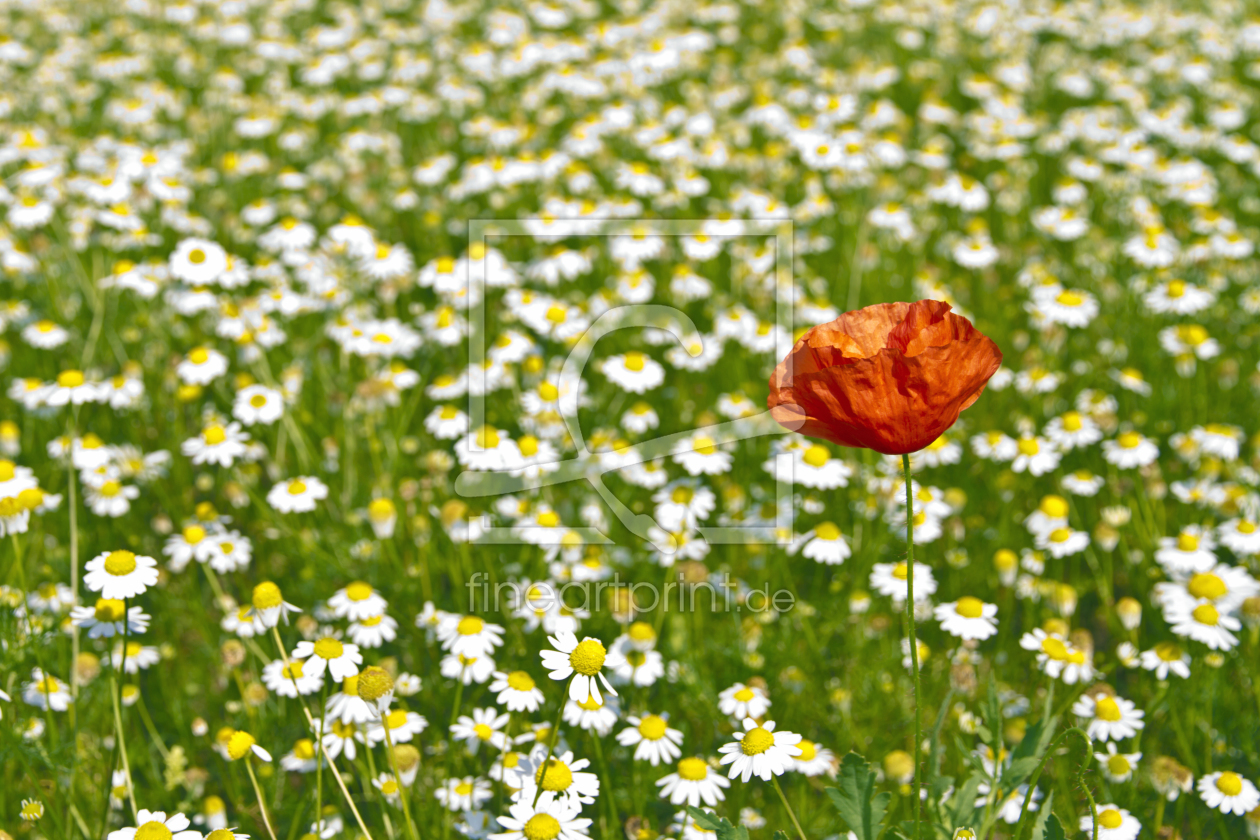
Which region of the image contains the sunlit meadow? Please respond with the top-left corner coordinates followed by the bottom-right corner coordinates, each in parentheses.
top-left (2, 1), bottom-right (1260, 839)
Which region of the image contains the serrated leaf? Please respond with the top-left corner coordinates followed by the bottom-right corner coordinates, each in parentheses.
top-left (826, 753), bottom-right (891, 840)
top-left (945, 772), bottom-right (984, 829)
top-left (1031, 791), bottom-right (1055, 840)
top-left (685, 807), bottom-right (749, 840)
top-left (686, 807), bottom-right (723, 832)
top-left (1042, 813), bottom-right (1067, 840)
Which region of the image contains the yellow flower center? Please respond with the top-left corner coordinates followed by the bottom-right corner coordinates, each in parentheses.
top-left (545, 305), bottom-right (568, 324)
top-left (1193, 604), bottom-right (1220, 626)
top-left (184, 525), bottom-right (206, 544)
top-left (623, 351), bottom-right (646, 372)
top-left (1094, 697), bottom-right (1121, 722)
top-left (386, 709), bottom-right (409, 730)
top-left (1117, 431), bottom-right (1142, 449)
top-left (523, 813), bottom-right (562, 840)
top-left (189, 347), bottom-right (210, 364)
top-left (507, 671), bottom-right (535, 691)
top-left (202, 424), bottom-right (227, 445)
top-left (1049, 528), bottom-right (1072, 544)
top-left (346, 581), bottom-right (373, 601)
top-left (1056, 290), bottom-right (1084, 306)
top-left (802, 445), bottom-right (830, 467)
top-left (283, 661), bottom-right (305, 679)
top-left (1017, 438), bottom-right (1040, 456)
top-left (1187, 573), bottom-right (1227, 601)
top-left (457, 616), bottom-right (485, 635)
top-left (638, 715), bottom-right (668, 740)
top-left (476, 426), bottom-right (500, 449)
top-left (104, 550), bottom-right (137, 576)
top-left (815, 522), bottom-right (841, 541)
top-left (691, 436), bottom-right (717, 456)
top-left (892, 563), bottom-right (909, 581)
top-left (188, 249), bottom-right (207, 265)
top-left (227, 730), bottom-right (256, 761)
top-left (1041, 637), bottom-right (1070, 661)
top-left (677, 757), bottom-right (709, 780)
top-left (95, 599), bottom-right (126, 622)
top-left (538, 382), bottom-right (560, 401)
top-left (135, 821), bottom-right (173, 840)
top-left (1040, 495), bottom-right (1069, 518)
top-left (520, 436), bottom-right (540, 458)
top-left (58, 370), bottom-right (85, 388)
top-left (99, 480), bottom-right (121, 498)
top-left (1166, 279), bottom-right (1186, 298)
top-left (249, 394), bottom-right (268, 408)
top-left (1217, 772), bottom-right (1243, 796)
top-left (252, 581), bottom-right (283, 609)
top-left (536, 758), bottom-right (573, 791)
top-left (0, 461), bottom-right (13, 481)
top-left (797, 739), bottom-right (817, 761)
top-left (294, 739), bottom-right (316, 760)
top-left (734, 687), bottom-right (755, 702)
top-left (1097, 810), bottom-right (1123, 830)
top-left (474, 723), bottom-right (494, 740)
top-left (569, 639), bottom-right (606, 676)
top-left (1154, 641), bottom-right (1182, 662)
top-left (1107, 754), bottom-right (1131, 775)
top-left (741, 727), bottom-right (775, 755)
top-left (955, 597), bottom-right (984, 619)
top-left (313, 638), bottom-right (344, 660)
top-left (1177, 533), bottom-right (1199, 552)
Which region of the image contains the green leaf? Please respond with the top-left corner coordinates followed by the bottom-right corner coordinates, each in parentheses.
top-left (945, 772), bottom-right (984, 829)
top-left (773, 831), bottom-right (790, 840)
top-left (1004, 756), bottom-right (1044, 787)
top-left (825, 753), bottom-right (891, 840)
top-left (685, 807), bottom-right (750, 840)
top-left (1030, 791), bottom-right (1055, 840)
top-left (1041, 813), bottom-right (1067, 840)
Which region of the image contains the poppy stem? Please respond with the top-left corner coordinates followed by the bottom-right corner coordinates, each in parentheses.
top-left (902, 453), bottom-right (921, 840)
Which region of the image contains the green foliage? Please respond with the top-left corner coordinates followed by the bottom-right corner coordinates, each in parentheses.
top-left (687, 806), bottom-right (751, 840)
top-left (826, 753), bottom-right (892, 840)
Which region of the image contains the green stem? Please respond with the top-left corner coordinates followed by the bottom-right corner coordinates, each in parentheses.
top-left (532, 676), bottom-right (574, 807)
top-left (772, 775), bottom-right (809, 840)
top-left (245, 757), bottom-right (279, 840)
top-left (901, 453), bottom-right (921, 840)
top-left (1012, 727), bottom-right (1096, 840)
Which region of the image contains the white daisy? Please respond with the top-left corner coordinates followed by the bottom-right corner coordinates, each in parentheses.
top-left (656, 757), bottom-right (731, 807)
top-left (1197, 771), bottom-right (1260, 815)
top-left (616, 713), bottom-right (684, 766)
top-left (934, 597), bottom-right (998, 641)
top-left (539, 632), bottom-right (617, 704)
top-left (84, 550), bottom-right (158, 600)
top-left (266, 476), bottom-right (329, 513)
top-left (718, 718), bottom-right (802, 782)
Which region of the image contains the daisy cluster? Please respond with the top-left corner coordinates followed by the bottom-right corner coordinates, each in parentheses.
top-left (2, 0), bottom-right (1260, 838)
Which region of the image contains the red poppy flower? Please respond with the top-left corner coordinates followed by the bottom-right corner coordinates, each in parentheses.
top-left (768, 300), bottom-right (1002, 455)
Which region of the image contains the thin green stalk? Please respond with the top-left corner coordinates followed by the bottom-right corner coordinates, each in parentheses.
top-left (901, 453), bottom-right (922, 840)
top-left (532, 676), bottom-right (574, 807)
top-left (244, 757), bottom-right (279, 840)
top-left (381, 719), bottom-right (420, 840)
top-left (772, 775), bottom-right (808, 840)
top-left (1012, 727), bottom-right (1096, 840)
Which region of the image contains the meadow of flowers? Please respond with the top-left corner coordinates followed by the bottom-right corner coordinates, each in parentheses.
top-left (4, 0), bottom-right (1260, 839)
